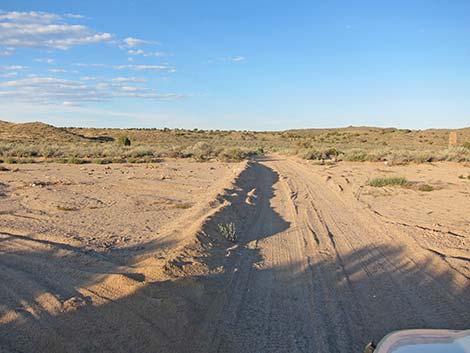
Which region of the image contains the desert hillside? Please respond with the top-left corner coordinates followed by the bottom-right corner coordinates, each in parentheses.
top-left (1, 120), bottom-right (469, 164)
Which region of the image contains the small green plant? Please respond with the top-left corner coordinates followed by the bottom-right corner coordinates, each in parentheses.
top-left (217, 222), bottom-right (237, 242)
top-left (368, 176), bottom-right (410, 187)
top-left (117, 135), bottom-right (131, 146)
top-left (458, 174), bottom-right (470, 180)
top-left (92, 158), bottom-right (112, 164)
top-left (67, 157), bottom-right (87, 164)
top-left (5, 157), bottom-right (17, 164)
top-left (417, 184), bottom-right (434, 192)
top-left (174, 202), bottom-right (193, 209)
top-left (52, 158), bottom-right (68, 164)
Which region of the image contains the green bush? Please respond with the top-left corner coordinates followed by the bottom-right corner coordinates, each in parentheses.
top-left (217, 148), bottom-right (246, 162)
top-left (368, 176), bottom-right (410, 187)
top-left (217, 222), bottom-right (237, 242)
top-left (342, 149), bottom-right (368, 162)
top-left (67, 157), bottom-right (87, 164)
top-left (417, 184), bottom-right (434, 192)
top-left (117, 135), bottom-right (131, 146)
top-left (191, 142), bottom-right (213, 161)
top-left (92, 158), bottom-right (112, 164)
top-left (5, 157), bottom-right (17, 164)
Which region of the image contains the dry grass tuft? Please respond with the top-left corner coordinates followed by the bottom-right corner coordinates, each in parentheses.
top-left (368, 176), bottom-right (410, 187)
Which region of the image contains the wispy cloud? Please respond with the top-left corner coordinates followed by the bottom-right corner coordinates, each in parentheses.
top-left (0, 10), bottom-right (113, 50)
top-left (122, 37), bottom-right (158, 48)
top-left (0, 76), bottom-right (183, 105)
top-left (232, 56), bottom-right (246, 62)
top-left (2, 65), bottom-right (28, 70)
top-left (80, 76), bottom-right (97, 81)
top-left (74, 63), bottom-right (108, 68)
top-left (48, 68), bottom-right (68, 73)
top-left (128, 49), bottom-right (167, 57)
top-left (35, 57), bottom-right (55, 64)
top-left (72, 63), bottom-right (175, 73)
top-left (0, 72), bottom-right (17, 78)
top-left (111, 77), bottom-right (146, 83)
top-left (113, 64), bottom-right (176, 72)
top-left (64, 13), bottom-right (89, 20)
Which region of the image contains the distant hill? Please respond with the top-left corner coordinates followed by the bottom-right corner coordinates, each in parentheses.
top-left (0, 121), bottom-right (86, 142)
top-left (0, 120), bottom-right (469, 157)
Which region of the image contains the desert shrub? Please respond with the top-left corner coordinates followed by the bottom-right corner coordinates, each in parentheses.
top-left (52, 158), bottom-right (68, 164)
top-left (368, 176), bottom-right (410, 187)
top-left (300, 149), bottom-right (322, 160)
top-left (417, 184), bottom-right (434, 192)
top-left (217, 222), bottom-right (237, 242)
top-left (12, 145), bottom-right (39, 157)
top-left (254, 147), bottom-right (265, 156)
top-left (324, 147), bottom-right (341, 159)
top-left (67, 157), bottom-right (87, 164)
top-left (463, 142), bottom-right (470, 149)
top-left (126, 157), bottom-right (138, 163)
top-left (217, 148), bottom-right (246, 162)
top-left (117, 135), bottom-right (131, 146)
top-left (5, 157), bottom-right (17, 164)
top-left (191, 142), bottom-right (213, 161)
top-left (174, 202), bottom-right (193, 209)
top-left (125, 146), bottom-right (155, 158)
top-left (92, 158), bottom-right (112, 164)
top-left (13, 158), bottom-right (35, 164)
top-left (43, 146), bottom-right (62, 158)
top-left (442, 147), bottom-right (470, 162)
top-left (165, 149), bottom-right (184, 158)
top-left (342, 149), bottom-right (368, 162)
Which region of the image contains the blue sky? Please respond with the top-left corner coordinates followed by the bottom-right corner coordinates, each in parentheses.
top-left (0, 1), bottom-right (469, 130)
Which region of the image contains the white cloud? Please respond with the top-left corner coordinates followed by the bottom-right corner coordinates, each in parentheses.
top-left (35, 58), bottom-right (55, 64)
top-left (48, 68), bottom-right (68, 73)
top-left (80, 76), bottom-right (97, 81)
top-left (0, 76), bottom-right (108, 104)
top-left (74, 63), bottom-right (108, 68)
top-left (128, 49), bottom-right (144, 55)
top-left (62, 100), bottom-right (81, 106)
top-left (119, 86), bottom-right (140, 92)
top-left (113, 64), bottom-right (175, 72)
top-left (0, 72), bottom-right (17, 78)
top-left (111, 77), bottom-right (146, 83)
top-left (232, 56), bottom-right (246, 62)
top-left (0, 10), bottom-right (113, 50)
top-left (0, 11), bottom-right (60, 24)
top-left (0, 49), bottom-right (12, 56)
top-left (122, 37), bottom-right (157, 48)
top-left (0, 75), bottom-right (183, 105)
top-left (72, 63), bottom-right (175, 73)
top-left (64, 13), bottom-right (89, 20)
top-left (2, 65), bottom-right (28, 70)
top-left (128, 49), bottom-right (166, 57)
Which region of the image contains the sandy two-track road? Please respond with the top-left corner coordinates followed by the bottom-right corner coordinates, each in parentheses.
top-left (1, 157), bottom-right (469, 353)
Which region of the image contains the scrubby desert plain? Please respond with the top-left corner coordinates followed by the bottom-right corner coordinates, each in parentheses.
top-left (1, 120), bottom-right (470, 353)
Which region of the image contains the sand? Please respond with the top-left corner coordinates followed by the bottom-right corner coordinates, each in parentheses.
top-left (0, 157), bottom-right (469, 353)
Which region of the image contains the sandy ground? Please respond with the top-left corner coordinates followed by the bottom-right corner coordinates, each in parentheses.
top-left (0, 157), bottom-right (469, 353)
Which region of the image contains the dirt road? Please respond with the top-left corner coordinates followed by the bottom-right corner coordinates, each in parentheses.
top-left (190, 157), bottom-right (470, 353)
top-left (1, 157), bottom-right (469, 353)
